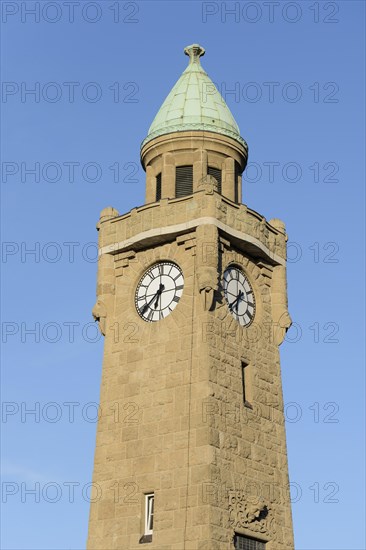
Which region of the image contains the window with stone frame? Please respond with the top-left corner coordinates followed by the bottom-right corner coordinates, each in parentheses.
top-left (139, 493), bottom-right (154, 544)
top-left (234, 161), bottom-right (241, 203)
top-left (207, 166), bottom-right (222, 193)
top-left (241, 361), bottom-right (252, 408)
top-left (156, 173), bottom-right (162, 201)
top-left (234, 533), bottom-right (266, 550)
top-left (145, 493), bottom-right (154, 535)
top-left (175, 165), bottom-right (193, 197)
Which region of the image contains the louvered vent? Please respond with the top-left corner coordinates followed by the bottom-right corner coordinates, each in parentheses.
top-left (207, 166), bottom-right (222, 194)
top-left (175, 165), bottom-right (193, 198)
top-left (156, 173), bottom-right (162, 201)
top-left (234, 534), bottom-right (266, 550)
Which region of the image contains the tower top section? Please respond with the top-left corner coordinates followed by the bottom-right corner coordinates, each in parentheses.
top-left (141, 44), bottom-right (247, 149)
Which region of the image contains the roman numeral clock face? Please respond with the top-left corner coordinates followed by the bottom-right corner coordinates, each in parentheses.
top-left (223, 266), bottom-right (256, 326)
top-left (135, 262), bottom-right (184, 322)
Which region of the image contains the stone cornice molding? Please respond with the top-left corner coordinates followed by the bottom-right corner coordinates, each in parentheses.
top-left (99, 216), bottom-right (286, 267)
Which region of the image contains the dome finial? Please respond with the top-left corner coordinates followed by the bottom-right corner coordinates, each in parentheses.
top-left (184, 43), bottom-right (205, 65)
top-left (141, 42), bottom-right (247, 150)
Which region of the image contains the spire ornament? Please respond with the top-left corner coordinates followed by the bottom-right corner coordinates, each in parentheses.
top-left (141, 43), bottom-right (247, 150)
top-left (184, 43), bottom-right (205, 65)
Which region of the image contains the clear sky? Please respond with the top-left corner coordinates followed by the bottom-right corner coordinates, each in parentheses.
top-left (1, 1), bottom-right (365, 549)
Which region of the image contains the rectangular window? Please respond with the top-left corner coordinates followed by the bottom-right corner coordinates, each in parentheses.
top-left (207, 166), bottom-right (222, 193)
top-left (241, 362), bottom-right (252, 407)
top-left (234, 533), bottom-right (266, 550)
top-left (156, 173), bottom-right (162, 201)
top-left (145, 493), bottom-right (154, 535)
top-left (175, 165), bottom-right (193, 197)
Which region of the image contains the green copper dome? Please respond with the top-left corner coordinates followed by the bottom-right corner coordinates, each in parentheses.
top-left (141, 44), bottom-right (247, 149)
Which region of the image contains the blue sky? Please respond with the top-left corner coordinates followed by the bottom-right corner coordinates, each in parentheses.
top-left (1, 1), bottom-right (365, 548)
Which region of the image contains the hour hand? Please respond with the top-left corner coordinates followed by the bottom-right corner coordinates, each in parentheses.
top-left (141, 284), bottom-right (165, 314)
top-left (154, 283), bottom-right (165, 309)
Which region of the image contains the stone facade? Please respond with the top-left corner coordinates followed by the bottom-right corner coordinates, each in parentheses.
top-left (87, 185), bottom-right (294, 549)
top-left (87, 43), bottom-right (294, 550)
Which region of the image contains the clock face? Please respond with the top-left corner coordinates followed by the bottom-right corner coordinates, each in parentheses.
top-left (222, 266), bottom-right (255, 326)
top-left (135, 262), bottom-right (184, 322)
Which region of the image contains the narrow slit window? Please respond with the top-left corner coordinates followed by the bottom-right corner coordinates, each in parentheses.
top-left (145, 493), bottom-right (154, 535)
top-left (156, 173), bottom-right (162, 201)
top-left (175, 165), bottom-right (193, 197)
top-left (241, 361), bottom-right (251, 407)
top-left (207, 166), bottom-right (222, 193)
top-left (234, 162), bottom-right (241, 203)
top-left (234, 533), bottom-right (266, 550)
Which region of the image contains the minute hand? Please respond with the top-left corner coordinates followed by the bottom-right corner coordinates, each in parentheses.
top-left (229, 290), bottom-right (244, 312)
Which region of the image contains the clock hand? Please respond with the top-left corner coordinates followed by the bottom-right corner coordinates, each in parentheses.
top-left (154, 283), bottom-right (165, 309)
top-left (229, 296), bottom-right (238, 311)
top-left (142, 284), bottom-right (165, 314)
top-left (235, 290), bottom-right (243, 312)
top-left (229, 290), bottom-right (244, 312)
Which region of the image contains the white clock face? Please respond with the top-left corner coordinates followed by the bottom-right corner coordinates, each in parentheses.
top-left (222, 266), bottom-right (255, 326)
top-left (135, 262), bottom-right (184, 322)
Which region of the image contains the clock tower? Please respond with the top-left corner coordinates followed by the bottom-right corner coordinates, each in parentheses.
top-left (87, 44), bottom-right (294, 550)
